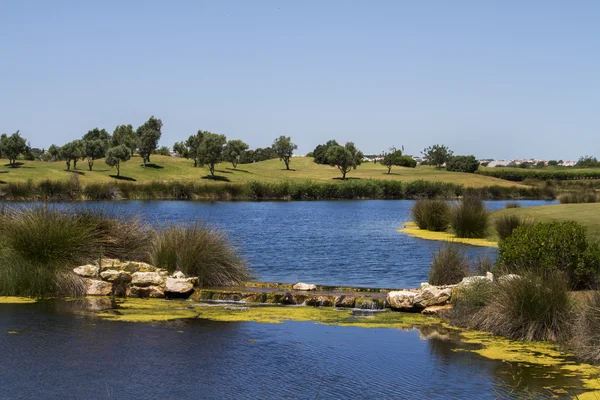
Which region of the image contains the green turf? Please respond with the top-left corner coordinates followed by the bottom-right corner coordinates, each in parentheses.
top-left (0, 155), bottom-right (524, 188)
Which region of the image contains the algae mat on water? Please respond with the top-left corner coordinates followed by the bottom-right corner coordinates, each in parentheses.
top-left (0, 296), bottom-right (38, 304)
top-left (399, 222), bottom-right (498, 247)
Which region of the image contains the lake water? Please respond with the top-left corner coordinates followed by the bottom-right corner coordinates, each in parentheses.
top-left (74, 199), bottom-right (555, 288)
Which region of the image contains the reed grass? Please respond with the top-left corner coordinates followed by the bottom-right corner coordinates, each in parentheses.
top-left (428, 244), bottom-right (469, 285)
top-left (411, 199), bottom-right (451, 231)
top-left (450, 197), bottom-right (489, 238)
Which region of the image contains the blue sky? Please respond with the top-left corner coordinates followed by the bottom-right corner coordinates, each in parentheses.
top-left (1, 0), bottom-right (598, 159)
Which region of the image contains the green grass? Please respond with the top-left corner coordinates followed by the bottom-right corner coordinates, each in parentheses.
top-left (0, 155), bottom-right (526, 188)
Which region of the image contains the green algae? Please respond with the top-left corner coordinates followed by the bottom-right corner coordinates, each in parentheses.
top-left (399, 222), bottom-right (498, 247)
top-left (0, 296), bottom-right (37, 304)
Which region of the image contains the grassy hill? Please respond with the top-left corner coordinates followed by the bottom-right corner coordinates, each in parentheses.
top-left (0, 155), bottom-right (525, 188)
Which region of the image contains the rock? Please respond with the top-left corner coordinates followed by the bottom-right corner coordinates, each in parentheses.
top-left (84, 278), bottom-right (113, 296)
top-left (355, 297), bottom-right (386, 310)
top-left (387, 290), bottom-right (418, 310)
top-left (422, 304), bottom-right (453, 316)
top-left (171, 271), bottom-right (185, 279)
top-left (121, 262), bottom-right (157, 273)
top-left (100, 270), bottom-right (132, 283)
top-left (305, 295), bottom-right (334, 307)
top-left (416, 286), bottom-right (453, 307)
top-left (165, 277), bottom-right (194, 299)
top-left (131, 272), bottom-right (165, 287)
top-left (458, 275), bottom-right (493, 287)
top-left (498, 274), bottom-right (521, 283)
top-left (73, 264), bottom-right (99, 278)
top-left (334, 295), bottom-right (356, 308)
top-left (96, 258), bottom-right (122, 271)
top-left (127, 285), bottom-right (165, 298)
top-left (293, 282), bottom-right (317, 291)
top-left (282, 292), bottom-right (307, 305)
top-left (242, 293), bottom-right (266, 303)
top-left (388, 286), bottom-right (452, 311)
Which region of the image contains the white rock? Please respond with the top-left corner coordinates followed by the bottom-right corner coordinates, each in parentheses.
top-left (73, 265), bottom-right (99, 278)
top-left (171, 271), bottom-right (186, 279)
top-left (458, 275), bottom-right (493, 287)
top-left (84, 279), bottom-right (112, 296)
top-left (293, 282), bottom-right (317, 291)
top-left (486, 272), bottom-right (494, 282)
top-left (165, 278), bottom-right (194, 296)
top-left (131, 272), bottom-right (165, 287)
top-left (388, 286), bottom-right (453, 311)
top-left (100, 270), bottom-right (132, 282)
top-left (127, 285), bottom-right (165, 298)
top-left (387, 290), bottom-right (417, 310)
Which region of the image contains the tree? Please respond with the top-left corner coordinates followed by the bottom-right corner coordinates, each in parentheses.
top-left (381, 146), bottom-right (404, 174)
top-left (312, 140), bottom-right (339, 164)
top-left (576, 156), bottom-right (600, 168)
top-left (185, 130), bottom-right (207, 167)
top-left (0, 131), bottom-right (27, 166)
top-left (273, 135), bottom-right (297, 170)
top-left (397, 155), bottom-right (417, 168)
top-left (198, 133), bottom-right (226, 177)
top-left (60, 140), bottom-right (84, 171)
top-left (136, 116), bottom-right (163, 165)
top-left (173, 141), bottom-right (188, 158)
top-left (83, 139), bottom-right (108, 171)
top-left (422, 144), bottom-right (453, 169)
top-left (446, 155), bottom-right (480, 173)
top-left (105, 145), bottom-right (131, 177)
top-left (222, 139), bottom-right (249, 169)
top-left (156, 146), bottom-right (171, 156)
top-left (548, 160), bottom-right (559, 166)
top-left (112, 125), bottom-right (137, 156)
top-left (47, 144), bottom-right (61, 161)
top-left (325, 142), bottom-right (364, 179)
top-left (83, 128), bottom-right (111, 143)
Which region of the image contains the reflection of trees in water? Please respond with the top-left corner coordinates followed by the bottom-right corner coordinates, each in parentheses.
top-left (419, 324), bottom-right (581, 399)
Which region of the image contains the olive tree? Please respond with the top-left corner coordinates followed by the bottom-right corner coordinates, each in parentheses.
top-left (136, 116), bottom-right (162, 165)
top-left (185, 130), bottom-right (207, 167)
top-left (198, 133), bottom-right (227, 176)
top-left (222, 139), bottom-right (249, 169)
top-left (112, 124), bottom-right (137, 156)
top-left (381, 146), bottom-right (404, 174)
top-left (422, 144), bottom-right (453, 169)
top-left (0, 131), bottom-right (27, 166)
top-left (105, 145), bottom-right (131, 177)
top-left (60, 140), bottom-right (84, 170)
top-left (325, 142), bottom-right (364, 179)
top-left (273, 135), bottom-right (297, 170)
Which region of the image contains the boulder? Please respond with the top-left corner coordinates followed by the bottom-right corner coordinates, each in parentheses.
top-left (96, 258), bottom-right (122, 271)
top-left (355, 297), bottom-right (386, 310)
top-left (171, 271), bottom-right (185, 279)
top-left (458, 274), bottom-right (493, 287)
top-left (422, 304), bottom-right (453, 316)
top-left (131, 272), bottom-right (165, 287)
top-left (293, 282), bottom-right (317, 291)
top-left (84, 278), bottom-right (113, 296)
top-left (73, 265), bottom-right (99, 278)
top-left (127, 285), bottom-right (165, 298)
top-left (388, 286), bottom-right (452, 311)
top-left (100, 270), bottom-right (132, 283)
top-left (305, 295), bottom-right (335, 307)
top-left (334, 295), bottom-right (356, 308)
top-left (165, 277), bottom-right (194, 298)
top-left (121, 262), bottom-right (158, 273)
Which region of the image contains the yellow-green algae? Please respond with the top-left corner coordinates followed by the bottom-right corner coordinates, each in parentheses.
top-left (0, 296), bottom-right (37, 304)
top-left (399, 222), bottom-right (498, 247)
top-left (96, 298), bottom-right (440, 328)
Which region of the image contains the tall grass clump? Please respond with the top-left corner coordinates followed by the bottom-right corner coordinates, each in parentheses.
top-left (411, 199), bottom-right (451, 231)
top-left (151, 222), bottom-right (251, 286)
top-left (448, 279), bottom-right (495, 327)
top-left (504, 201), bottom-right (521, 208)
top-left (558, 191), bottom-right (599, 204)
top-left (573, 292), bottom-right (600, 364)
top-left (494, 214), bottom-right (532, 241)
top-left (428, 244), bottom-right (469, 285)
top-left (450, 197), bottom-right (489, 238)
top-left (471, 271), bottom-right (572, 342)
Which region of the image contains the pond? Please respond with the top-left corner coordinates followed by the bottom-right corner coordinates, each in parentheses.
top-left (0, 300), bottom-right (587, 399)
top-left (71, 199), bottom-right (555, 288)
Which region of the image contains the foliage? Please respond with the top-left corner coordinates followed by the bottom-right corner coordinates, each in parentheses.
top-left (111, 124), bottom-right (137, 156)
top-left (494, 214), bottom-right (531, 241)
top-left (83, 139), bottom-right (108, 171)
top-left (573, 292), bottom-right (600, 364)
top-left (105, 145), bottom-right (131, 177)
top-left (548, 160), bottom-right (559, 166)
top-left (312, 140), bottom-right (339, 165)
top-left (60, 140), bottom-right (84, 170)
top-left (446, 155), bottom-right (479, 173)
top-left (411, 199), bottom-right (450, 231)
top-left (222, 139), bottom-right (249, 169)
top-left (150, 222), bottom-right (251, 286)
top-left (0, 131), bottom-right (28, 166)
top-left (450, 197), bottom-right (489, 238)
top-left (576, 156), bottom-right (600, 168)
top-left (380, 147), bottom-right (404, 174)
top-left (471, 271), bottom-right (573, 342)
top-left (397, 155), bottom-right (417, 168)
top-left (198, 133), bottom-right (227, 176)
top-left (239, 147), bottom-right (278, 164)
top-left (558, 191), bottom-right (599, 204)
top-left (422, 144), bottom-right (453, 169)
top-left (46, 144), bottom-right (61, 162)
top-left (428, 244), bottom-right (469, 285)
top-left (156, 146), bottom-right (171, 156)
top-left (136, 116), bottom-right (162, 165)
top-left (184, 130), bottom-right (207, 167)
top-left (172, 141), bottom-right (187, 158)
top-left (498, 221), bottom-right (600, 289)
top-left (272, 135), bottom-right (297, 170)
top-left (476, 168), bottom-right (600, 182)
top-left (448, 279), bottom-right (495, 327)
top-left (325, 142), bottom-right (364, 179)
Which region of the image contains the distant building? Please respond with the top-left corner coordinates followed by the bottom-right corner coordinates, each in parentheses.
top-left (487, 160), bottom-right (517, 168)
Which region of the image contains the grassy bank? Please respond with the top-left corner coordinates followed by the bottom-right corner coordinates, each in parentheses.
top-left (477, 166), bottom-right (600, 182)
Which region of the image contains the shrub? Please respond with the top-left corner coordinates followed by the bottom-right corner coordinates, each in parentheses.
top-left (428, 244), bottom-right (469, 285)
top-left (573, 292), bottom-right (600, 364)
top-left (558, 191), bottom-right (599, 204)
top-left (397, 155), bottom-right (417, 168)
top-left (471, 271), bottom-right (573, 342)
top-left (494, 214), bottom-right (531, 241)
top-left (504, 201), bottom-right (521, 208)
top-left (498, 221), bottom-right (600, 289)
top-left (450, 197), bottom-right (489, 238)
top-left (411, 199), bottom-right (450, 231)
top-left (446, 155), bottom-right (479, 173)
top-left (151, 222), bottom-right (251, 287)
top-left (448, 279), bottom-right (495, 327)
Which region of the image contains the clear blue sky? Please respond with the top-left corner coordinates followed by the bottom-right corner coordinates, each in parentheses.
top-left (1, 0), bottom-right (598, 159)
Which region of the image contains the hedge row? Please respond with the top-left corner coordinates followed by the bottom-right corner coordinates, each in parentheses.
top-left (476, 168), bottom-right (600, 182)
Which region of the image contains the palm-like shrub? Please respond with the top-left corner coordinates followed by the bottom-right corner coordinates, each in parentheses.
top-left (494, 214), bottom-right (531, 241)
top-left (428, 244), bottom-right (469, 285)
top-left (450, 197), bottom-right (489, 238)
top-left (411, 199), bottom-right (451, 231)
top-left (151, 222), bottom-right (251, 286)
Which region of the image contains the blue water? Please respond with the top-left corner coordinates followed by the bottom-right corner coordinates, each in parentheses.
top-left (70, 199), bottom-right (555, 288)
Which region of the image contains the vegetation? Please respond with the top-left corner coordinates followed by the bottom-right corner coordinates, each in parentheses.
top-left (105, 145), bottom-right (131, 177)
top-left (576, 156), bottom-right (600, 168)
top-left (446, 155), bottom-right (479, 173)
top-left (312, 140), bottom-right (339, 165)
top-left (498, 221), bottom-right (600, 289)
top-left (448, 279), bottom-right (494, 327)
top-left (136, 116), bottom-right (162, 166)
top-left (150, 222), bottom-right (250, 286)
top-left (558, 191), bottom-right (599, 204)
top-left (222, 139), bottom-right (249, 170)
top-left (494, 214), bottom-right (531, 241)
top-left (381, 147), bottom-right (404, 174)
top-left (422, 144), bottom-right (453, 169)
top-left (325, 142), bottom-right (364, 179)
top-left (504, 201), bottom-right (521, 208)
top-left (198, 133), bottom-right (227, 177)
top-left (411, 199), bottom-right (450, 231)
top-left (272, 135), bottom-right (297, 170)
top-left (573, 292), bottom-right (600, 364)
top-left (396, 155), bottom-right (417, 168)
top-left (0, 131), bottom-right (28, 166)
top-left (450, 197), bottom-right (489, 238)
top-left (428, 244), bottom-right (469, 285)
top-left (476, 167), bottom-right (600, 182)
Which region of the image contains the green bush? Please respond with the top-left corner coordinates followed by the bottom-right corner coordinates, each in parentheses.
top-left (446, 155), bottom-right (479, 173)
top-left (397, 156), bottom-right (417, 168)
top-left (494, 214), bottom-right (531, 241)
top-left (573, 292), bottom-right (600, 364)
top-left (428, 244), bottom-right (469, 285)
top-left (150, 222), bottom-right (251, 287)
top-left (471, 271), bottom-right (573, 342)
top-left (498, 221), bottom-right (600, 289)
top-left (450, 197), bottom-right (489, 238)
top-left (411, 199), bottom-right (451, 231)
